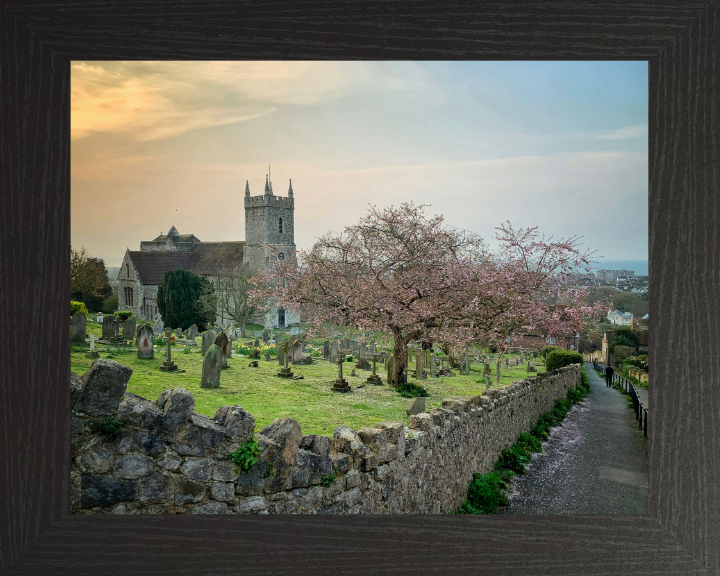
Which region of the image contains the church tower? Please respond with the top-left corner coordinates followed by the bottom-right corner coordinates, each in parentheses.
top-left (244, 171), bottom-right (298, 327)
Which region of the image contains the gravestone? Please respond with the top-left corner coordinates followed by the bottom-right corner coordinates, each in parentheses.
top-left (278, 341), bottom-right (293, 378)
top-left (330, 341), bottom-right (338, 363)
top-left (200, 344), bottom-right (223, 388)
top-left (154, 315), bottom-right (164, 336)
top-left (290, 326), bottom-right (300, 336)
top-left (386, 356), bottom-right (395, 386)
top-left (159, 330), bottom-right (180, 372)
top-left (182, 328), bottom-right (188, 338)
top-left (136, 323), bottom-right (154, 359)
top-left (332, 349), bottom-right (351, 392)
top-left (415, 350), bottom-right (423, 379)
top-left (366, 353), bottom-right (383, 385)
top-left (122, 318), bottom-right (136, 341)
top-left (323, 340), bottom-right (330, 359)
top-left (201, 330), bottom-right (216, 356)
top-left (214, 332), bottom-right (229, 368)
top-left (265, 352), bottom-right (271, 362)
top-left (277, 341), bottom-right (285, 365)
top-left (253, 338), bottom-right (260, 348)
top-left (292, 341), bottom-right (303, 364)
top-left (102, 316), bottom-right (116, 339)
top-left (174, 327), bottom-right (182, 338)
top-left (96, 312), bottom-right (104, 324)
top-left (187, 324), bottom-right (199, 340)
top-left (85, 333), bottom-right (99, 359)
top-left (71, 312), bottom-right (87, 343)
top-left (430, 354), bottom-right (437, 378)
top-left (356, 357), bottom-right (370, 370)
top-left (406, 397), bottom-right (426, 416)
top-left (262, 329), bottom-right (270, 343)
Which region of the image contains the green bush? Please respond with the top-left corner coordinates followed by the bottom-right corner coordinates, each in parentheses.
top-left (545, 349), bottom-right (583, 372)
top-left (540, 345), bottom-right (558, 359)
top-left (458, 471), bottom-right (509, 514)
top-left (114, 310), bottom-right (133, 322)
top-left (71, 301), bottom-right (88, 317)
top-left (102, 293), bottom-right (119, 313)
top-left (396, 381), bottom-right (429, 398)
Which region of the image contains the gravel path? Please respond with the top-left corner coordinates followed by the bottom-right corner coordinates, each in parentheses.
top-left (499, 363), bottom-right (648, 514)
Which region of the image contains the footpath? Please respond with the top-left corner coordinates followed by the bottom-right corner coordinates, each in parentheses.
top-left (499, 362), bottom-right (648, 514)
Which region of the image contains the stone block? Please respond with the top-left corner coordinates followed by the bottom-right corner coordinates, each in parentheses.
top-left (330, 453), bottom-right (351, 474)
top-left (77, 359), bottom-right (132, 417)
top-left (289, 448), bottom-right (321, 489)
top-left (330, 425), bottom-right (368, 464)
top-left (191, 501), bottom-right (230, 514)
top-left (300, 434), bottom-right (331, 459)
top-left (78, 436), bottom-right (114, 474)
top-left (113, 453), bottom-right (155, 480)
top-left (81, 473), bottom-right (135, 508)
top-left (212, 460), bottom-right (240, 482)
top-left (358, 428), bottom-right (388, 462)
top-left (157, 388), bottom-right (195, 434)
top-left (175, 414), bottom-right (225, 448)
top-left (114, 431), bottom-right (133, 455)
top-left (213, 405), bottom-right (255, 443)
top-left (173, 476), bottom-right (206, 505)
top-left (258, 418), bottom-right (303, 471)
top-left (134, 432), bottom-right (166, 458)
top-left (157, 451), bottom-right (181, 471)
top-left (180, 457), bottom-right (211, 482)
top-left (235, 461), bottom-right (267, 497)
top-left (236, 496), bottom-right (266, 514)
top-left (210, 482), bottom-right (235, 502)
top-left (137, 472), bottom-right (171, 504)
top-left (118, 393), bottom-right (162, 431)
top-left (408, 413), bottom-right (432, 433)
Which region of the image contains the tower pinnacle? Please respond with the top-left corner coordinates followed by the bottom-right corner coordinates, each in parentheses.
top-left (245, 180), bottom-right (250, 197)
top-left (288, 178), bottom-right (293, 197)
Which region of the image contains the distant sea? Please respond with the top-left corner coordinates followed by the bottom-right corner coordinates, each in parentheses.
top-left (588, 259), bottom-right (649, 276)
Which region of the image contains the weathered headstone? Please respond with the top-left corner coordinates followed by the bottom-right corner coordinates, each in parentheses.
top-left (174, 327), bottom-right (182, 338)
top-left (85, 333), bottom-right (99, 359)
top-left (122, 318), bottom-right (136, 341)
top-left (330, 340), bottom-right (338, 363)
top-left (71, 312), bottom-right (87, 343)
top-left (430, 354), bottom-right (437, 378)
top-left (323, 340), bottom-right (330, 359)
top-left (153, 315), bottom-right (164, 336)
top-left (187, 324), bottom-right (199, 340)
top-left (201, 330), bottom-right (216, 356)
top-left (265, 352), bottom-right (271, 362)
top-left (96, 312), bottom-right (104, 324)
top-left (136, 323), bottom-right (154, 359)
top-left (201, 344), bottom-right (223, 388)
top-left (215, 331), bottom-right (229, 368)
top-left (253, 338), bottom-right (260, 348)
top-left (406, 397), bottom-right (426, 416)
top-left (292, 340), bottom-right (303, 364)
top-left (262, 329), bottom-right (270, 343)
top-left (102, 316), bottom-right (116, 339)
top-left (277, 340), bottom-right (285, 365)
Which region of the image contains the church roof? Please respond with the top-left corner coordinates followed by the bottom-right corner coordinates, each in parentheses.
top-left (151, 233), bottom-right (199, 242)
top-left (128, 241), bottom-right (245, 285)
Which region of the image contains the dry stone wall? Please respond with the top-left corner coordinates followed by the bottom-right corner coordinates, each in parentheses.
top-left (71, 359), bottom-right (581, 514)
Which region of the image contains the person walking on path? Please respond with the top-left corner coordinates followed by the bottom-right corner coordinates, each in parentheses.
top-left (605, 365), bottom-right (614, 387)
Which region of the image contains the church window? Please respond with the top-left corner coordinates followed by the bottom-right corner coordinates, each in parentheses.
top-left (279, 218), bottom-right (283, 234)
top-left (126, 263), bottom-right (129, 277)
top-left (278, 252), bottom-right (285, 260)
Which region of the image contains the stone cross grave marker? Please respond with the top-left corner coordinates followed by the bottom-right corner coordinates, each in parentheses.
top-left (332, 349), bottom-right (351, 392)
top-left (366, 353), bottom-right (383, 385)
top-left (85, 333), bottom-right (99, 359)
top-left (278, 341), bottom-right (294, 378)
top-left (136, 323), bottom-right (154, 359)
top-left (71, 312), bottom-right (87, 343)
top-left (200, 344), bottom-right (223, 388)
top-left (159, 329), bottom-right (180, 372)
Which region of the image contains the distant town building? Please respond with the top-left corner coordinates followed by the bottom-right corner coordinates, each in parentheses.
top-left (607, 309), bottom-right (633, 326)
top-left (596, 269), bottom-right (636, 282)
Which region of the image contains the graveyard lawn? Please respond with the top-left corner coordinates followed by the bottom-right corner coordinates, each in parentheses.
top-left (70, 338), bottom-right (546, 436)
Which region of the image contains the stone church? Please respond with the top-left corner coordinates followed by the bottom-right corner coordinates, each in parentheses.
top-left (117, 173), bottom-right (300, 329)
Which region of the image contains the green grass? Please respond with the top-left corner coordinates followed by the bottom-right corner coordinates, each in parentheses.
top-left (71, 335), bottom-right (546, 436)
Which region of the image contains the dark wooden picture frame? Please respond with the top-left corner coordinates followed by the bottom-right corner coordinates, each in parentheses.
top-left (1, 2), bottom-right (717, 574)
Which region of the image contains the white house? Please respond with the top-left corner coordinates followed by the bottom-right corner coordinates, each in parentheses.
top-left (607, 309), bottom-right (633, 326)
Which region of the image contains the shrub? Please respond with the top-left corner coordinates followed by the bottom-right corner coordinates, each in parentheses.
top-left (230, 437), bottom-right (264, 473)
top-left (540, 345), bottom-right (557, 359)
top-left (320, 473), bottom-right (337, 487)
top-left (70, 301), bottom-right (88, 317)
top-left (114, 310), bottom-right (133, 322)
top-left (102, 293), bottom-right (119, 313)
top-left (458, 471), bottom-right (509, 514)
top-left (545, 349), bottom-right (583, 372)
top-left (89, 416), bottom-right (129, 442)
top-left (396, 381), bottom-right (429, 398)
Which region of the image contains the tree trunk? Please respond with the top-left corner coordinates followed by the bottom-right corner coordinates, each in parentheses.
top-left (440, 343), bottom-right (457, 368)
top-left (240, 323), bottom-right (247, 338)
top-left (391, 330), bottom-right (409, 386)
top-left (496, 357), bottom-right (501, 384)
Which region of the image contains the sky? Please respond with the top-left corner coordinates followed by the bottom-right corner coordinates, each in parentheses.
top-left (71, 61), bottom-right (648, 267)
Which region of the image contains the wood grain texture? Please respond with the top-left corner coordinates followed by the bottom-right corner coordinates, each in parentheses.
top-left (1, 1), bottom-right (717, 574)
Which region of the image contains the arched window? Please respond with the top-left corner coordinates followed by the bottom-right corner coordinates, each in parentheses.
top-left (126, 263), bottom-right (130, 277)
top-left (129, 287), bottom-right (133, 307)
top-left (279, 218), bottom-right (283, 234)
top-left (278, 252), bottom-right (285, 260)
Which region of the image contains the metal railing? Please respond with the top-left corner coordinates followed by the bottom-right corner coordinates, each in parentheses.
top-left (593, 361), bottom-right (648, 438)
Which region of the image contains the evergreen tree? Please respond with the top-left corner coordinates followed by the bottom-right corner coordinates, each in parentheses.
top-left (157, 269), bottom-right (215, 331)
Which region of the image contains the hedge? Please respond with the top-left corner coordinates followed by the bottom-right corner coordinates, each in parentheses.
top-left (71, 301), bottom-right (88, 317)
top-left (114, 310), bottom-right (133, 322)
top-left (545, 349), bottom-right (583, 372)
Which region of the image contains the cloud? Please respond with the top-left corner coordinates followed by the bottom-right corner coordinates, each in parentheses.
top-left (71, 61), bottom-right (416, 142)
top-left (598, 124), bottom-right (648, 140)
